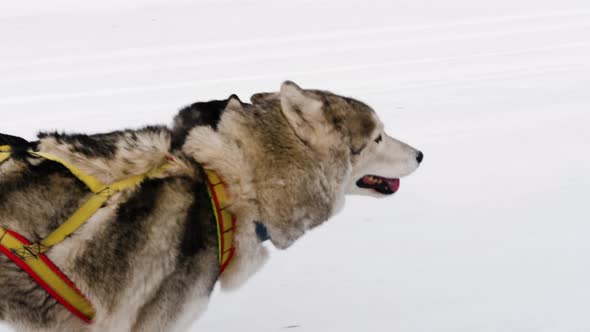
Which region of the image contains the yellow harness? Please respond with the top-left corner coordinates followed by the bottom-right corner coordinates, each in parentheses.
top-left (0, 145), bottom-right (10, 163)
top-left (0, 145), bottom-right (235, 323)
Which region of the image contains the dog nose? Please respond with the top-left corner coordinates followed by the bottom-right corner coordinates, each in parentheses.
top-left (416, 151), bottom-right (424, 163)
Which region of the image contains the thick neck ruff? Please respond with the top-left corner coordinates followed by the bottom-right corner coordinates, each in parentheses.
top-left (0, 144), bottom-right (237, 323)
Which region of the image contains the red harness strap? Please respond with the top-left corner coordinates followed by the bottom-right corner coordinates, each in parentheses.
top-left (0, 228), bottom-right (94, 323)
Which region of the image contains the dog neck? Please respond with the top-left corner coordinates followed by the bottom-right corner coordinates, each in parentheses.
top-left (183, 106), bottom-right (347, 249)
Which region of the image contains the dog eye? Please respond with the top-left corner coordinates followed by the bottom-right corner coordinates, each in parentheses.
top-left (374, 135), bottom-right (382, 143)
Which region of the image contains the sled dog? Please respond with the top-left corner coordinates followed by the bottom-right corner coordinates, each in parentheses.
top-left (0, 81), bottom-right (422, 331)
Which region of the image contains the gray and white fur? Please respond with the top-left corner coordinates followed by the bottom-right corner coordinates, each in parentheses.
top-left (0, 81), bottom-right (422, 331)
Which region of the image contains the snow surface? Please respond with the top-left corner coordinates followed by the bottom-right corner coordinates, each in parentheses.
top-left (1, 0), bottom-right (590, 331)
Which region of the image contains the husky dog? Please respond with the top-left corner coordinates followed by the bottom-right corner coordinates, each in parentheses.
top-left (0, 81), bottom-right (422, 331)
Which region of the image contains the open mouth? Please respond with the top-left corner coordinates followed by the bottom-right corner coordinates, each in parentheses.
top-left (356, 175), bottom-right (400, 195)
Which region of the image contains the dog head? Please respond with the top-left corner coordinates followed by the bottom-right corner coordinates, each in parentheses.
top-left (252, 81), bottom-right (423, 199)
top-left (246, 81), bottom-right (423, 248)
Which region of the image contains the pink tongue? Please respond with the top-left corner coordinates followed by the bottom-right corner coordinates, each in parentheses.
top-left (385, 178), bottom-right (400, 192)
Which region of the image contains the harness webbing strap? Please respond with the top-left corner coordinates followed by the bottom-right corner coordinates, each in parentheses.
top-left (38, 161), bottom-right (171, 250)
top-left (0, 145), bottom-right (11, 164)
top-left (40, 194), bottom-right (110, 250)
top-left (0, 146), bottom-right (172, 323)
top-left (0, 227), bottom-right (95, 323)
top-left (29, 151), bottom-right (108, 193)
top-left (205, 170), bottom-right (236, 274)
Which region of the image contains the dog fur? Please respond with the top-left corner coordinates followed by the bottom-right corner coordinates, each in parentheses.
top-left (0, 81), bottom-right (421, 331)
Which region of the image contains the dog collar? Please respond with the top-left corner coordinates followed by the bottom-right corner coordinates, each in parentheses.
top-left (204, 170), bottom-right (236, 274)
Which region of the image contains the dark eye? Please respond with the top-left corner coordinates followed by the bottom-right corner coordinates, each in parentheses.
top-left (374, 134), bottom-right (382, 143)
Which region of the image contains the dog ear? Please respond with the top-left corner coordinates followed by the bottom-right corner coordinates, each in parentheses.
top-left (226, 94), bottom-right (244, 111)
top-left (250, 92), bottom-right (278, 104)
top-left (279, 81), bottom-right (325, 143)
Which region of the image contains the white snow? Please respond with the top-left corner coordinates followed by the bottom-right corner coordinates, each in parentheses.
top-left (1, 0), bottom-right (589, 331)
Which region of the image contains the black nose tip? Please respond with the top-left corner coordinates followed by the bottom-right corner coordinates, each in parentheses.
top-left (416, 151), bottom-right (424, 163)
